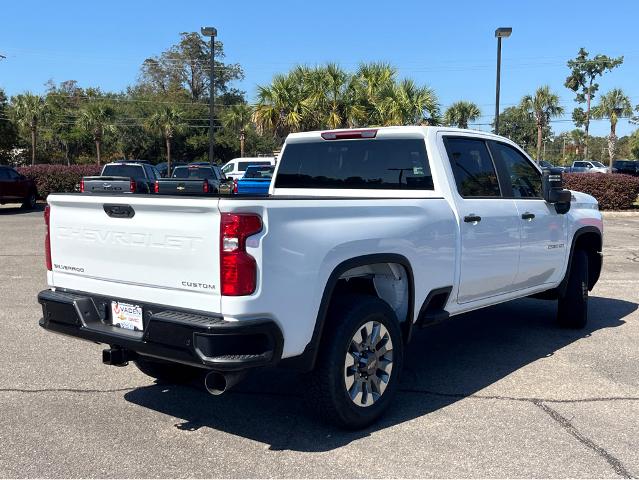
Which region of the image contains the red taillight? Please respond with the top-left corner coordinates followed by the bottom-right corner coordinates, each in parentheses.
top-left (130, 179), bottom-right (136, 193)
top-left (220, 213), bottom-right (262, 296)
top-left (44, 205), bottom-right (52, 271)
top-left (321, 129), bottom-right (377, 140)
top-left (154, 180), bottom-right (159, 193)
top-left (233, 179), bottom-right (238, 194)
top-left (80, 178), bottom-right (85, 193)
top-left (203, 181), bottom-right (209, 193)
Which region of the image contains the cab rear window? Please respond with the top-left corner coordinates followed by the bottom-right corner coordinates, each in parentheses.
top-left (102, 165), bottom-right (145, 179)
top-left (274, 139), bottom-right (433, 190)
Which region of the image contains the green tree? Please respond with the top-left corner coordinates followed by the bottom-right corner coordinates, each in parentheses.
top-left (11, 93), bottom-right (48, 165)
top-left (521, 86), bottom-right (564, 161)
top-left (0, 88), bottom-right (19, 164)
top-left (147, 106), bottom-right (187, 173)
top-left (564, 48), bottom-right (623, 157)
top-left (591, 88), bottom-right (633, 168)
top-left (77, 102), bottom-right (116, 165)
top-left (221, 104), bottom-right (253, 157)
top-left (253, 73), bottom-right (307, 140)
top-left (140, 32), bottom-right (243, 101)
top-left (380, 79), bottom-right (439, 126)
top-left (629, 130), bottom-right (639, 160)
top-left (443, 101), bottom-right (481, 129)
top-left (494, 106), bottom-right (539, 153)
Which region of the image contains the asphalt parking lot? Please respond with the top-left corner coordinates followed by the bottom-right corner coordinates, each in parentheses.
top-left (0, 204), bottom-right (637, 478)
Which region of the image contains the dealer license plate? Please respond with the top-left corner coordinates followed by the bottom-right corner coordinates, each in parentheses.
top-left (110, 301), bottom-right (143, 331)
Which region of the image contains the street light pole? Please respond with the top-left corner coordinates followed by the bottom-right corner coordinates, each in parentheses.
top-left (201, 26), bottom-right (217, 165)
top-left (494, 27), bottom-right (512, 136)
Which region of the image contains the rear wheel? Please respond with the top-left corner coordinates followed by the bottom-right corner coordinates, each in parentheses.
top-left (134, 356), bottom-right (202, 384)
top-left (557, 249), bottom-right (589, 328)
top-left (21, 191), bottom-right (37, 210)
top-left (306, 295), bottom-right (403, 429)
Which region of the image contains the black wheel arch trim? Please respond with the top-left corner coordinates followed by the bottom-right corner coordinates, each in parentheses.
top-left (559, 225), bottom-right (603, 296)
top-left (279, 253), bottom-right (415, 372)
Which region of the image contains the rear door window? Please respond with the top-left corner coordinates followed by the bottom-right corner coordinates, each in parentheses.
top-left (444, 137), bottom-right (501, 197)
top-left (275, 139), bottom-right (433, 190)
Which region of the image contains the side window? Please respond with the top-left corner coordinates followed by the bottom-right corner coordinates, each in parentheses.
top-left (444, 137), bottom-right (501, 197)
top-left (222, 163), bottom-right (233, 174)
top-left (143, 164), bottom-right (155, 180)
top-left (0, 168), bottom-right (9, 180)
top-left (490, 142), bottom-right (542, 198)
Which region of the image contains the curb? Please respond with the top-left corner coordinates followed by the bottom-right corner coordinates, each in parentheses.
top-left (602, 211), bottom-right (639, 218)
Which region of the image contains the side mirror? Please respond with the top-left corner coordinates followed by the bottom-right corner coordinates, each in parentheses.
top-left (542, 168), bottom-right (571, 214)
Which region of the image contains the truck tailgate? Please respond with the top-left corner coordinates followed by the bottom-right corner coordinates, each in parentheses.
top-left (47, 194), bottom-right (222, 312)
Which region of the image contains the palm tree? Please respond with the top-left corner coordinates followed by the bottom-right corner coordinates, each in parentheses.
top-left (222, 104), bottom-right (253, 157)
top-left (253, 73), bottom-right (307, 140)
top-left (354, 62), bottom-right (396, 125)
top-left (520, 86), bottom-right (564, 161)
top-left (591, 88), bottom-right (633, 169)
top-left (12, 93), bottom-right (48, 165)
top-left (147, 106), bottom-right (187, 174)
top-left (443, 101), bottom-right (481, 129)
top-left (77, 103), bottom-right (116, 165)
top-left (378, 79), bottom-right (439, 126)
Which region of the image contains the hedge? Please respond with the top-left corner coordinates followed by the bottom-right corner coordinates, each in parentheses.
top-left (563, 173), bottom-right (639, 210)
top-left (17, 165), bottom-right (101, 200)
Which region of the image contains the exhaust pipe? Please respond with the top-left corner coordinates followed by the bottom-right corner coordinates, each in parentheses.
top-left (204, 370), bottom-right (247, 395)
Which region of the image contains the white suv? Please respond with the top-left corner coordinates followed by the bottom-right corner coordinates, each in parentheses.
top-left (221, 157), bottom-right (276, 181)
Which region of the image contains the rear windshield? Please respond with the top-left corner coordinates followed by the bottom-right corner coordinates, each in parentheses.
top-left (238, 161), bottom-right (272, 171)
top-left (102, 164), bottom-right (145, 178)
top-left (172, 166), bottom-right (215, 179)
top-left (275, 139), bottom-right (433, 190)
top-left (244, 166), bottom-right (274, 179)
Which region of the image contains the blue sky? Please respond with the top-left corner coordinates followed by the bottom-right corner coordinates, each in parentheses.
top-left (1, 0), bottom-right (637, 137)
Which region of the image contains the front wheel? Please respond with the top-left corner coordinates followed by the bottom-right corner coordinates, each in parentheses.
top-left (306, 295), bottom-right (403, 429)
top-left (21, 191), bottom-right (37, 209)
top-left (557, 249), bottom-right (589, 328)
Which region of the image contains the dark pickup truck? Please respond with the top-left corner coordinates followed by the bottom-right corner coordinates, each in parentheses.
top-left (154, 163), bottom-right (229, 195)
top-left (81, 162), bottom-right (160, 194)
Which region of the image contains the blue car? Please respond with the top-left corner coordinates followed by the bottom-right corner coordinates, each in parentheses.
top-left (236, 165), bottom-right (275, 195)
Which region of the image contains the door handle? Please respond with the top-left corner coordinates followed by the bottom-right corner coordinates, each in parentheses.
top-left (463, 214), bottom-right (482, 223)
top-left (521, 212), bottom-right (535, 220)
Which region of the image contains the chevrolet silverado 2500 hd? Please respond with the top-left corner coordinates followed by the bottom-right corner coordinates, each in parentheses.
top-left (38, 126), bottom-right (603, 428)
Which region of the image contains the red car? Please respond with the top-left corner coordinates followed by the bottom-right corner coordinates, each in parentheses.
top-left (0, 166), bottom-right (38, 209)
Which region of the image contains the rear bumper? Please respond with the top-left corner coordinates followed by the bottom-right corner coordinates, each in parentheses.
top-left (38, 289), bottom-right (283, 371)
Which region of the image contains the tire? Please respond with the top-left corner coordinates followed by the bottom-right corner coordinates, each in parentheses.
top-left (134, 356), bottom-right (203, 384)
top-left (306, 295), bottom-right (404, 429)
top-left (557, 249), bottom-right (589, 328)
top-left (21, 191), bottom-right (37, 210)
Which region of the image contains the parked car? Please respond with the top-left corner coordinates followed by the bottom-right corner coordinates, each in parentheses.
top-left (569, 160), bottom-right (609, 173)
top-left (221, 157), bottom-right (276, 181)
top-left (236, 165), bottom-right (275, 195)
top-left (612, 160), bottom-right (639, 176)
top-left (38, 126), bottom-right (602, 429)
top-left (81, 161), bottom-right (160, 194)
top-left (0, 166), bottom-right (38, 209)
top-left (539, 160), bottom-right (567, 172)
top-left (154, 163), bottom-right (229, 195)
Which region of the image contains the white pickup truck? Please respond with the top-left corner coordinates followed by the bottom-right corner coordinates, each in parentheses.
top-left (38, 126), bottom-right (603, 428)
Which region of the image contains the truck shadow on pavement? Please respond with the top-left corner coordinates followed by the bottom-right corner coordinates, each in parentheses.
top-left (0, 204), bottom-right (45, 215)
top-left (124, 295), bottom-right (636, 452)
